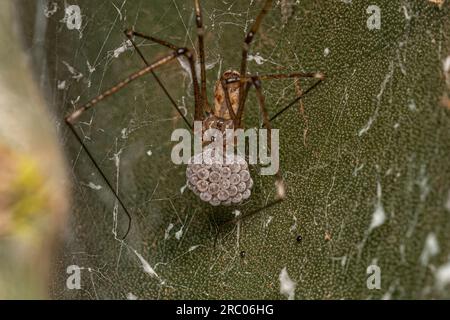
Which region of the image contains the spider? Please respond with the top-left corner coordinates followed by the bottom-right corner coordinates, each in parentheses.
top-left (65, 0), bottom-right (325, 240)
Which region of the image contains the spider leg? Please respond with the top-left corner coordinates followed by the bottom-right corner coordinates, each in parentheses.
top-left (65, 51), bottom-right (187, 240)
top-left (219, 73), bottom-right (252, 123)
top-left (124, 31), bottom-right (192, 130)
top-left (238, 71), bottom-right (324, 82)
top-left (219, 71), bottom-right (325, 229)
top-left (236, 0), bottom-right (274, 127)
top-left (66, 123), bottom-right (133, 240)
top-left (268, 76), bottom-right (324, 124)
top-left (66, 51), bottom-right (189, 124)
top-left (194, 0), bottom-right (211, 112)
top-left (220, 78), bottom-right (237, 120)
top-left (226, 71), bottom-right (325, 126)
top-left (252, 76), bottom-right (286, 201)
top-left (125, 30), bottom-right (204, 121)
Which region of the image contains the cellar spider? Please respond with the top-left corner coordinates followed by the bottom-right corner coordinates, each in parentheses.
top-left (65, 0), bottom-right (325, 239)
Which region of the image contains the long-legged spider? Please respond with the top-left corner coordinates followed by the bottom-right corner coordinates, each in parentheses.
top-left (65, 0), bottom-right (325, 239)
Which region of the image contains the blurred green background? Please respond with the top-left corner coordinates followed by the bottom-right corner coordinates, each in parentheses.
top-left (6, 0), bottom-right (450, 299)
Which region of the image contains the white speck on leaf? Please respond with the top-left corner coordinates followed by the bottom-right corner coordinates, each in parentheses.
top-left (70, 96), bottom-right (80, 106)
top-left (370, 205), bottom-right (385, 230)
top-left (417, 165), bottom-right (430, 202)
top-left (164, 223), bottom-right (174, 240)
top-left (289, 215), bottom-right (298, 234)
top-left (435, 261), bottom-right (450, 290)
top-left (57, 80), bottom-right (66, 90)
top-left (113, 40), bottom-right (133, 58)
top-left (369, 182), bottom-right (386, 231)
top-left (420, 233), bottom-right (440, 266)
top-left (341, 256), bottom-right (347, 267)
top-left (85, 182), bottom-right (102, 191)
top-left (324, 48), bottom-right (330, 57)
top-left (279, 267), bottom-right (296, 300)
top-left (264, 216), bottom-right (273, 228)
top-left (248, 53), bottom-right (267, 65)
top-left (188, 245), bottom-right (200, 252)
top-left (126, 293), bottom-right (138, 300)
top-left (402, 5), bottom-right (412, 20)
top-left (353, 164), bottom-right (364, 176)
top-left (121, 128), bottom-right (128, 139)
top-left (133, 250), bottom-right (159, 279)
top-left (180, 183), bottom-right (188, 195)
top-left (408, 98), bottom-right (417, 111)
top-left (44, 2), bottom-right (58, 18)
top-left (62, 61), bottom-right (83, 82)
top-left (444, 56), bottom-right (450, 86)
top-left (87, 61), bottom-right (96, 73)
top-left (444, 56), bottom-right (450, 72)
top-left (175, 227), bottom-right (184, 240)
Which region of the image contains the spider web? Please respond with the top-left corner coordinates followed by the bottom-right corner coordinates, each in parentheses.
top-left (13, 0), bottom-right (450, 299)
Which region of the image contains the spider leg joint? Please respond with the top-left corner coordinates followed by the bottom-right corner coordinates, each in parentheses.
top-left (65, 107), bottom-right (85, 124)
top-left (178, 48), bottom-right (189, 56)
top-left (124, 29), bottom-right (134, 37)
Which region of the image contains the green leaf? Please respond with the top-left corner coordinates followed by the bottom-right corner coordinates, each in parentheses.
top-left (13, 0), bottom-right (450, 299)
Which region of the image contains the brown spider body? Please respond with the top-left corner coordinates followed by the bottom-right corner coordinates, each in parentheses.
top-left (202, 70), bottom-right (242, 138)
top-left (65, 0), bottom-right (323, 238)
top-left (213, 70), bottom-right (241, 121)
top-left (187, 70), bottom-right (253, 207)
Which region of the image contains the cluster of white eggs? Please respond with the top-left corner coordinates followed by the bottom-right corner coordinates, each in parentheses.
top-left (186, 150), bottom-right (253, 206)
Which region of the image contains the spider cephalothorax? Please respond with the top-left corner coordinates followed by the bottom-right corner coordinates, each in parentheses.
top-left (213, 70), bottom-right (241, 120)
top-left (201, 70), bottom-right (242, 135)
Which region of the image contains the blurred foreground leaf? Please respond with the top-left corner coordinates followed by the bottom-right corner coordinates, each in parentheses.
top-left (0, 0), bottom-right (68, 299)
top-left (12, 0), bottom-right (450, 299)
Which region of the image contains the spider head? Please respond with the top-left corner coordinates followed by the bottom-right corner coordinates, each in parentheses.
top-left (213, 70), bottom-right (241, 120)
